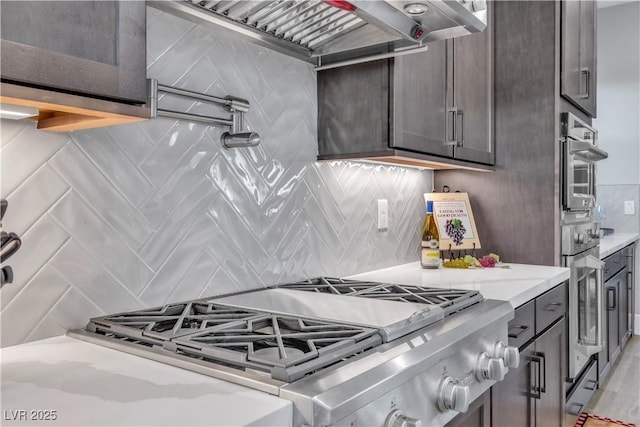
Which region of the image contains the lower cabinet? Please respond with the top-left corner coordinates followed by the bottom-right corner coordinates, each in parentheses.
top-left (492, 282), bottom-right (567, 427)
top-left (599, 244), bottom-right (634, 381)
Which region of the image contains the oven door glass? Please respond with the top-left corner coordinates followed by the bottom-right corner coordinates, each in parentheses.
top-left (564, 140), bottom-right (598, 211)
top-left (571, 161), bottom-right (594, 196)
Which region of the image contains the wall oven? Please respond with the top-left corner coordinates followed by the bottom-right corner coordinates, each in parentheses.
top-left (561, 112), bottom-right (608, 212)
top-left (563, 225), bottom-right (604, 380)
top-left (561, 112), bottom-right (609, 391)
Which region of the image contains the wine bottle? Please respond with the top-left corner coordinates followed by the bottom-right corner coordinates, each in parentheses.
top-left (421, 200), bottom-right (440, 269)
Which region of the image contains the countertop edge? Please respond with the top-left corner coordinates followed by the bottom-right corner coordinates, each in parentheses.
top-left (346, 262), bottom-right (570, 308)
top-left (600, 233), bottom-right (640, 259)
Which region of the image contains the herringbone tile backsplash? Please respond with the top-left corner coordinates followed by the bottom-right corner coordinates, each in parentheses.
top-left (0, 8), bottom-right (433, 347)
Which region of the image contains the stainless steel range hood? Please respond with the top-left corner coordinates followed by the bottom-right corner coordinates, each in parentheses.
top-left (148, 0), bottom-right (487, 69)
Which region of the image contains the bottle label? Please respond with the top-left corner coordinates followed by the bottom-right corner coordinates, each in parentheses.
top-left (421, 248), bottom-right (440, 268)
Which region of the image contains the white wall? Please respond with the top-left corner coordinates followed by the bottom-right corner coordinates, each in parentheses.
top-left (594, 1), bottom-right (640, 185)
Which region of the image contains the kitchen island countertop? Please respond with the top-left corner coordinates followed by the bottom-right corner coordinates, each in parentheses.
top-left (347, 262), bottom-right (570, 308)
top-left (0, 336), bottom-right (292, 427)
top-left (599, 233), bottom-right (640, 259)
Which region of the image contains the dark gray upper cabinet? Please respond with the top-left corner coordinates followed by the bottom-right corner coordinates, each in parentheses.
top-left (318, 60), bottom-right (391, 158)
top-left (318, 3), bottom-right (494, 168)
top-left (394, 4), bottom-right (494, 165)
top-left (1, 1), bottom-right (147, 104)
top-left (561, 0), bottom-right (597, 117)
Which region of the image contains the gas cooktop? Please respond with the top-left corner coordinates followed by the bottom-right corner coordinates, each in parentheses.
top-left (69, 277), bottom-right (514, 427)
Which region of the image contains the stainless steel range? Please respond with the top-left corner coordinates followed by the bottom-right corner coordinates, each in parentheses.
top-left (69, 278), bottom-right (518, 427)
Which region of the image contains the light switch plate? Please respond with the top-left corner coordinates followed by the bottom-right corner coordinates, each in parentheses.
top-left (377, 199), bottom-right (388, 230)
top-left (624, 201), bottom-right (635, 215)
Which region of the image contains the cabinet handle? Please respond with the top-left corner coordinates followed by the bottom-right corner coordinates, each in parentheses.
top-left (535, 351), bottom-right (546, 393)
top-left (529, 355), bottom-right (542, 399)
top-left (508, 324), bottom-right (529, 339)
top-left (457, 109), bottom-right (464, 147)
top-left (445, 107), bottom-right (458, 146)
top-left (578, 67), bottom-right (590, 99)
top-left (543, 302), bottom-right (563, 312)
top-left (607, 287), bottom-right (616, 310)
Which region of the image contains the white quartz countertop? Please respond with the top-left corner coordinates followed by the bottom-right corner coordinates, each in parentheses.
top-left (599, 233), bottom-right (639, 259)
top-left (347, 262), bottom-right (570, 308)
top-left (0, 336), bottom-right (291, 427)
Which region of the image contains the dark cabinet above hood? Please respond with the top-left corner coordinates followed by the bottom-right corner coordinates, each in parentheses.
top-left (149, 0), bottom-right (487, 69)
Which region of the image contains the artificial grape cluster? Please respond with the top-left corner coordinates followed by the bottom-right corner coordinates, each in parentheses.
top-left (443, 253), bottom-right (502, 269)
top-left (442, 258), bottom-right (471, 269)
top-left (445, 219), bottom-right (466, 245)
top-left (478, 255), bottom-right (497, 268)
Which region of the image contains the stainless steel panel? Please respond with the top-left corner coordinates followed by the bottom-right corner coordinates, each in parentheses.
top-left (280, 299), bottom-right (513, 427)
top-left (212, 288), bottom-right (445, 341)
top-left (149, 0), bottom-right (487, 67)
top-left (565, 246), bottom-right (604, 380)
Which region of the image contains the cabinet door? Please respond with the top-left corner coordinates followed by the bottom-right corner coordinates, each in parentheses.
top-left (318, 60), bottom-right (390, 157)
top-left (0, 1), bottom-right (146, 103)
top-left (492, 341), bottom-right (534, 427)
top-left (606, 271), bottom-right (623, 364)
top-left (617, 268), bottom-right (629, 349)
top-left (561, 0), bottom-right (597, 117)
top-left (534, 318), bottom-right (565, 427)
top-left (392, 40), bottom-right (453, 158)
top-left (579, 0), bottom-right (597, 116)
top-left (617, 267), bottom-right (629, 349)
top-left (451, 2), bottom-right (494, 165)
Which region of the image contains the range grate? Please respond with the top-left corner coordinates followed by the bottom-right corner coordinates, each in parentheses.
top-left (276, 277), bottom-right (483, 316)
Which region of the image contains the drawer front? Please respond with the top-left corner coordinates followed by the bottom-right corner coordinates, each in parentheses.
top-left (566, 359), bottom-right (598, 416)
top-left (604, 250), bottom-right (624, 282)
top-left (509, 300), bottom-right (535, 348)
top-left (536, 282), bottom-right (567, 334)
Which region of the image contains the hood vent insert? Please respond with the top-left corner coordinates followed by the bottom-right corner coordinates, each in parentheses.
top-left (149, 0), bottom-right (487, 69)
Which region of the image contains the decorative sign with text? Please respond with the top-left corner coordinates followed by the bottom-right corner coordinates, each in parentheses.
top-left (424, 192), bottom-right (481, 250)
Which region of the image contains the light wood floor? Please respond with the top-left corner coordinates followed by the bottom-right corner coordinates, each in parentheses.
top-left (585, 335), bottom-right (640, 425)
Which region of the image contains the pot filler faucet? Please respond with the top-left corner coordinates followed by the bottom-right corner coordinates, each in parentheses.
top-left (148, 78), bottom-right (260, 149)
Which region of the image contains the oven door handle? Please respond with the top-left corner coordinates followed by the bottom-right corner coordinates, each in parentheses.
top-left (575, 254), bottom-right (604, 270)
top-left (568, 140), bottom-right (608, 162)
top-left (576, 255), bottom-right (605, 354)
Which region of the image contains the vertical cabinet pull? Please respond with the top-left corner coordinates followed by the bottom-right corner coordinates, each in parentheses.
top-left (607, 287), bottom-right (617, 310)
top-left (457, 109), bottom-right (464, 147)
top-left (536, 351), bottom-right (546, 393)
top-left (445, 107), bottom-right (458, 146)
top-left (529, 355), bottom-right (542, 399)
top-left (529, 352), bottom-right (547, 399)
top-left (578, 67), bottom-right (591, 99)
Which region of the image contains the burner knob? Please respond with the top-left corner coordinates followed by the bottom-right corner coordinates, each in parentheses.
top-left (385, 410), bottom-right (422, 427)
top-left (437, 377), bottom-right (470, 413)
top-left (476, 352), bottom-right (508, 381)
top-left (494, 341), bottom-right (520, 369)
top-left (574, 232), bottom-right (586, 244)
